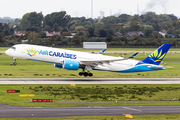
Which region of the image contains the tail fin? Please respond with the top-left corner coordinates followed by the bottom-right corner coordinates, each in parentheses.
top-left (142, 43), bottom-right (172, 65)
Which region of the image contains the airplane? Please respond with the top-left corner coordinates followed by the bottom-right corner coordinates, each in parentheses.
top-left (5, 43), bottom-right (172, 77)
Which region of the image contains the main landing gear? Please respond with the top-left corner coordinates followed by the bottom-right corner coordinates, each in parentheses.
top-left (13, 58), bottom-right (17, 65)
top-left (79, 69), bottom-right (93, 77)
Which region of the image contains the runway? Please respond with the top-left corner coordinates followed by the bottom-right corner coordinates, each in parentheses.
top-left (0, 103), bottom-right (180, 118)
top-left (0, 78), bottom-right (180, 84)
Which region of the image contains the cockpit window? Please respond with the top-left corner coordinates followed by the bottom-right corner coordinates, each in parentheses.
top-left (11, 47), bottom-right (16, 49)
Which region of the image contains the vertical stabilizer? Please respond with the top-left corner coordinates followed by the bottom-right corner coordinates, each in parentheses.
top-left (142, 43), bottom-right (172, 65)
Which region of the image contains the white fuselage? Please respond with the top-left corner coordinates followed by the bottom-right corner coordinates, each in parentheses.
top-left (6, 44), bottom-right (164, 73)
top-left (5, 44), bottom-right (141, 72)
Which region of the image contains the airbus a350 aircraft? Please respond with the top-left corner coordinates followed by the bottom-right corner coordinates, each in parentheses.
top-left (5, 43), bottom-right (172, 77)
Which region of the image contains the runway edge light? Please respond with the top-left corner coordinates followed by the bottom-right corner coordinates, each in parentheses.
top-left (125, 114), bottom-right (133, 118)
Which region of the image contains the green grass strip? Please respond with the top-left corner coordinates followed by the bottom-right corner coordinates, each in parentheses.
top-left (0, 114), bottom-right (180, 120)
top-left (9, 102), bottom-right (180, 107)
top-left (1, 84), bottom-right (180, 104)
top-left (1, 47), bottom-right (180, 51)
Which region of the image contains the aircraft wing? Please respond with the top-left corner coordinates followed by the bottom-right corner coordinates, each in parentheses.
top-left (80, 58), bottom-right (128, 66)
top-left (80, 52), bottom-right (139, 66)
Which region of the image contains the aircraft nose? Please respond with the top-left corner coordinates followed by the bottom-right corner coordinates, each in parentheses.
top-left (5, 49), bottom-right (10, 55)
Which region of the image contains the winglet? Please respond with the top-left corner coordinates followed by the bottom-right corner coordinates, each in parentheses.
top-left (99, 49), bottom-right (107, 54)
top-left (142, 43), bottom-right (172, 65)
top-left (128, 52), bottom-right (139, 58)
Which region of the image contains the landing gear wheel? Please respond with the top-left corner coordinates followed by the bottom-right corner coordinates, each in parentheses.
top-left (88, 73), bottom-right (93, 77)
top-left (84, 72), bottom-right (88, 77)
top-left (13, 58), bottom-right (17, 66)
top-left (13, 62), bottom-right (17, 66)
top-left (79, 72), bottom-right (83, 76)
top-left (79, 71), bottom-right (93, 77)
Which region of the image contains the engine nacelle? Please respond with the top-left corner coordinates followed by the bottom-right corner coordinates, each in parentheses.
top-left (63, 59), bottom-right (79, 70)
top-left (54, 63), bottom-right (63, 68)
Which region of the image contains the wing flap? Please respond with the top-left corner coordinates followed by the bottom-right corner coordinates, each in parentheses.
top-left (80, 58), bottom-right (128, 66)
top-left (79, 52), bottom-right (139, 66)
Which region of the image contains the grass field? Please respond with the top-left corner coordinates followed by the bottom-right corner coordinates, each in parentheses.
top-left (0, 114), bottom-right (180, 120)
top-left (9, 102), bottom-right (180, 107)
top-left (62, 48), bottom-right (180, 51)
top-left (1, 84), bottom-right (180, 107)
top-left (0, 47), bottom-right (9, 51)
top-left (1, 47), bottom-right (180, 51)
top-left (0, 52), bottom-right (180, 78)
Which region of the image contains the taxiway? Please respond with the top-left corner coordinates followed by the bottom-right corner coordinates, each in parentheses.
top-left (0, 103), bottom-right (180, 118)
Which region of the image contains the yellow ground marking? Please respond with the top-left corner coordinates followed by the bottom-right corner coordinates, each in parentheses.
top-left (71, 84), bottom-right (76, 87)
top-left (19, 94), bottom-right (35, 97)
top-left (125, 114), bottom-right (133, 118)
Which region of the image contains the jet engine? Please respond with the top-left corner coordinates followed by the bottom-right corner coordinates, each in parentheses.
top-left (63, 59), bottom-right (79, 70)
top-left (54, 60), bottom-right (79, 70)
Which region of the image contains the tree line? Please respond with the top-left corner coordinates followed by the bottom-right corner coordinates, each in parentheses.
top-left (0, 11), bottom-right (180, 46)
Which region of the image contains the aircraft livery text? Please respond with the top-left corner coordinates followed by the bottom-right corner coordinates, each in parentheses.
top-left (39, 50), bottom-right (77, 59)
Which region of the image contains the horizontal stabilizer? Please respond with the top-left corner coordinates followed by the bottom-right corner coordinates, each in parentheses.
top-left (148, 66), bottom-right (165, 69)
top-left (148, 65), bottom-right (173, 69)
top-left (99, 49), bottom-right (107, 54)
top-left (128, 52), bottom-right (139, 58)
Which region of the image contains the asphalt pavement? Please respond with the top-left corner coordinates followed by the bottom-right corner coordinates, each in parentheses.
top-left (0, 103), bottom-right (180, 118)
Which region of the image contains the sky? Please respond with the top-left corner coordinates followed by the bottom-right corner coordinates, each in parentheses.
top-left (1, 0), bottom-right (180, 19)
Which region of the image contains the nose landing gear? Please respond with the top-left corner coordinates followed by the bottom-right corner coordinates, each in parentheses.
top-left (13, 58), bottom-right (17, 66)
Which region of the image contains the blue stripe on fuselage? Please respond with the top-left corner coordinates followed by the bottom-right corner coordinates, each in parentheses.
top-left (93, 64), bottom-right (164, 73)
